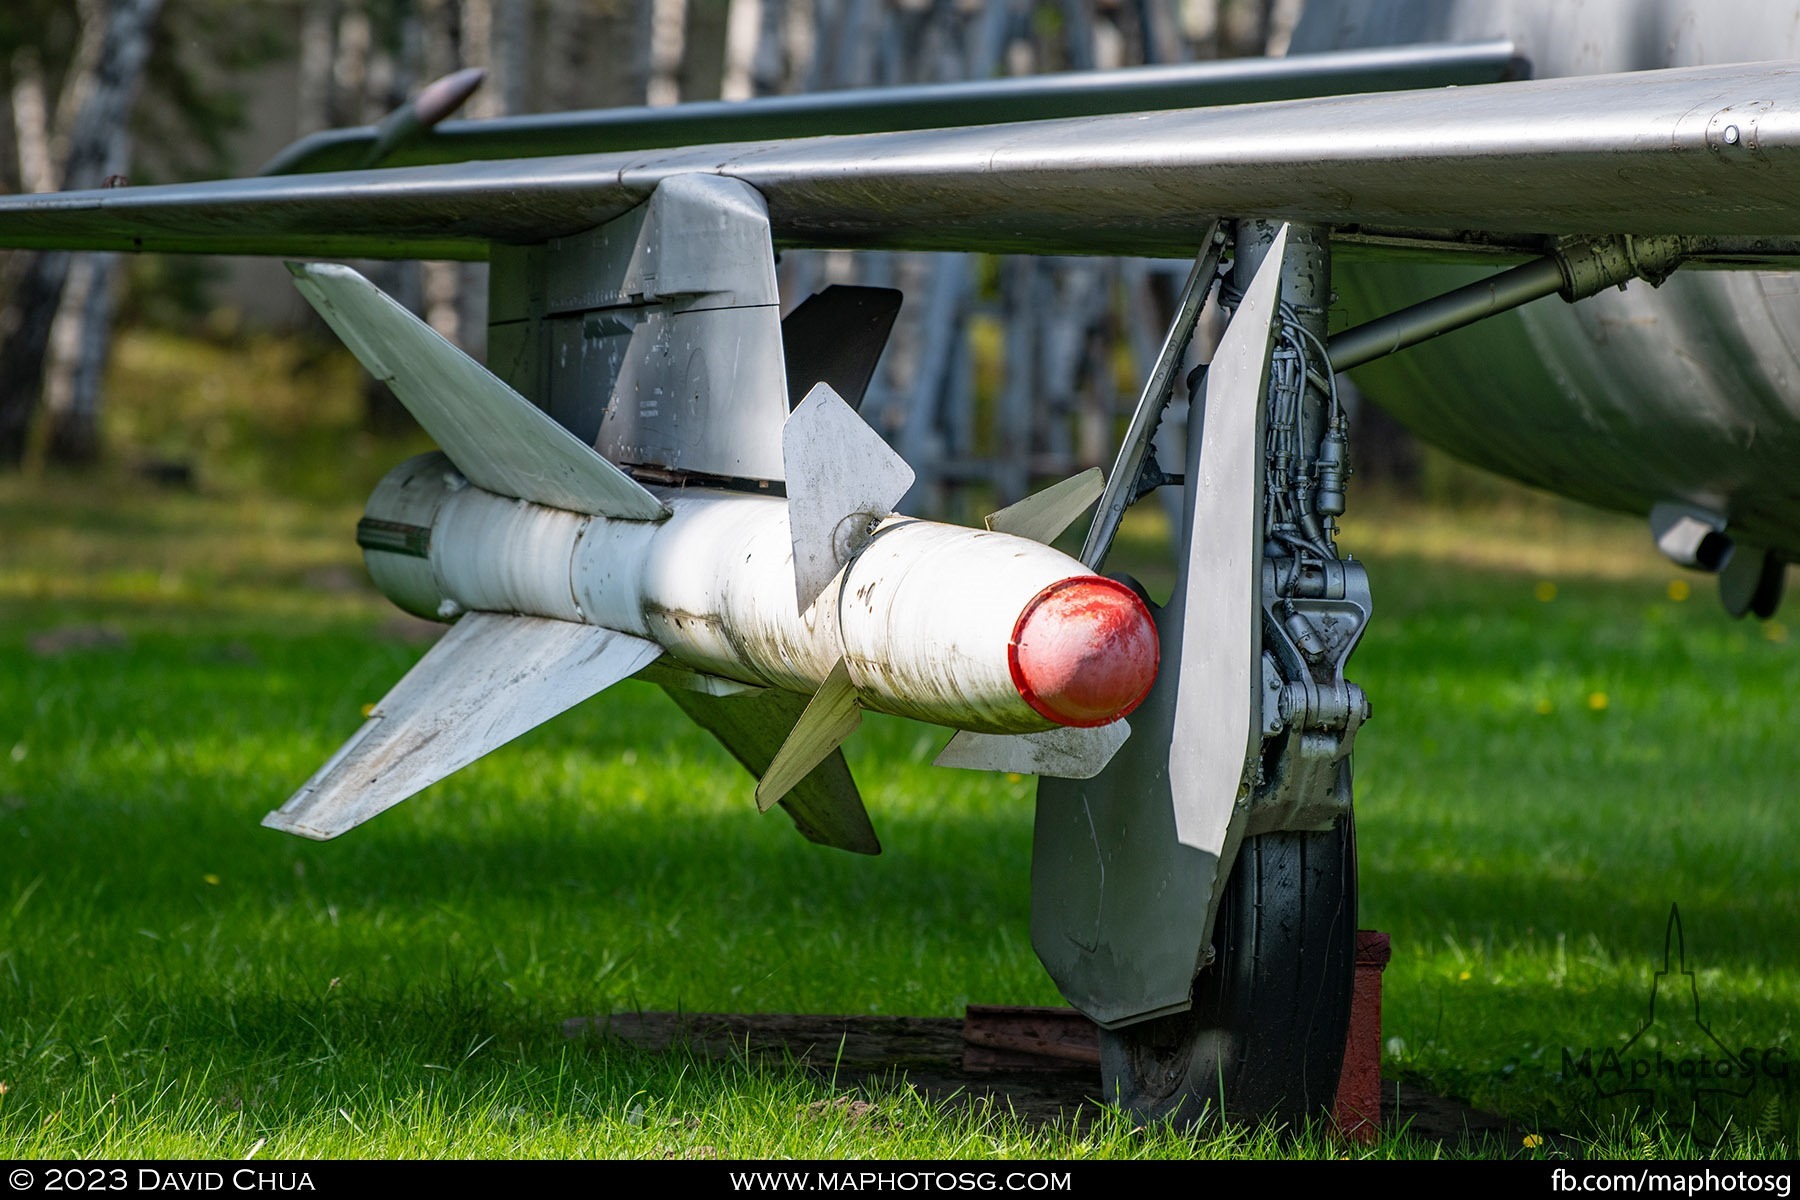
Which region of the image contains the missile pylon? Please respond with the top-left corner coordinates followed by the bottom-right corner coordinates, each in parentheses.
top-left (263, 263), bottom-right (1158, 855)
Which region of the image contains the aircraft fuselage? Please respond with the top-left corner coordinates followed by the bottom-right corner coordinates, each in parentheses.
top-left (1296, 0), bottom-right (1800, 564)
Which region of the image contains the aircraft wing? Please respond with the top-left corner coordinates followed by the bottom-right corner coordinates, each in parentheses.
top-left (0, 62), bottom-right (1796, 262)
top-left (257, 40), bottom-right (1525, 174)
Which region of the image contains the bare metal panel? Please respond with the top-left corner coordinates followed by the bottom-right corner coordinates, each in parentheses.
top-left (539, 173), bottom-right (780, 311)
top-left (550, 305), bottom-right (789, 477)
top-left (1296, 0), bottom-right (1800, 559)
top-left (1167, 229), bottom-right (1284, 852)
top-left (934, 722), bottom-right (1130, 781)
top-left (492, 175), bottom-right (792, 482)
top-left (5, 64), bottom-right (1800, 261)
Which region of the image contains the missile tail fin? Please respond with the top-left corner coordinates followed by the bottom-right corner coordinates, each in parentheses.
top-left (783, 383), bottom-right (914, 612)
top-left (781, 285), bottom-right (902, 411)
top-left (755, 660), bottom-right (863, 813)
top-left (264, 613), bottom-right (661, 840)
top-left (934, 721), bottom-right (1131, 780)
top-left (984, 468), bottom-right (1105, 546)
top-left (288, 261), bottom-right (667, 522)
top-left (662, 683), bottom-right (879, 855)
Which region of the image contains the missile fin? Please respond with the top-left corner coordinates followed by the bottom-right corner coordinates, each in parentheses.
top-left (984, 468), bottom-right (1105, 546)
top-left (636, 660), bottom-right (766, 698)
top-left (755, 659), bottom-right (863, 812)
top-left (662, 685), bottom-right (879, 855)
top-left (783, 382), bottom-right (915, 612)
top-left (933, 721), bottom-right (1130, 780)
top-left (781, 285), bottom-right (902, 411)
top-left (288, 261), bottom-right (668, 522)
top-left (264, 613), bottom-right (661, 840)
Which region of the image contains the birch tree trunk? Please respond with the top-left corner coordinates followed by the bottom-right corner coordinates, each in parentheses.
top-left (642, 0), bottom-right (688, 106)
top-left (450, 0), bottom-right (525, 355)
top-left (720, 0), bottom-right (762, 101)
top-left (42, 243), bottom-right (121, 463)
top-left (42, 0), bottom-right (160, 465)
top-left (9, 47), bottom-right (56, 194)
top-left (0, 0), bottom-right (164, 468)
top-left (296, 0), bottom-right (339, 134)
top-left (540, 0), bottom-right (592, 111)
top-left (416, 0), bottom-right (462, 352)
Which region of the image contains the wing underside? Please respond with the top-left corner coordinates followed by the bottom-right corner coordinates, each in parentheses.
top-left (0, 63), bottom-right (1797, 262)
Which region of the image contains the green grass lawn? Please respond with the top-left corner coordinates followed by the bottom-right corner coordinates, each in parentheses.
top-left (1337, 501), bottom-right (1800, 1154)
top-left (0, 333), bottom-right (1795, 1159)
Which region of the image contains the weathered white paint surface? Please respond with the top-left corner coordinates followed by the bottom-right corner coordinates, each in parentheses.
top-left (783, 382), bottom-right (915, 612)
top-left (933, 720), bottom-right (1130, 780)
top-left (291, 261), bottom-right (669, 521)
top-left (264, 612), bottom-right (662, 840)
top-left (363, 456), bottom-right (1115, 734)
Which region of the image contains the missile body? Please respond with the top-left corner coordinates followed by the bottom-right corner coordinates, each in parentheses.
top-left (360, 452), bottom-right (1158, 735)
top-left (267, 258), bottom-right (1156, 851)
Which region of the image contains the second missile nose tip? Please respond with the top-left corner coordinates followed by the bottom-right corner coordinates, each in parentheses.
top-left (1009, 577), bottom-right (1158, 728)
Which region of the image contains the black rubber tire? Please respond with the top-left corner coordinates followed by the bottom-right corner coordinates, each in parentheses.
top-left (1097, 815), bottom-right (1357, 1128)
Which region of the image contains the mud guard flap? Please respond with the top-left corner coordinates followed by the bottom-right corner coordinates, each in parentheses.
top-left (1030, 227), bottom-right (1286, 1028)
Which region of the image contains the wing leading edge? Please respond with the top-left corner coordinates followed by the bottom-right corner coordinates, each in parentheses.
top-left (259, 40), bottom-right (1525, 174)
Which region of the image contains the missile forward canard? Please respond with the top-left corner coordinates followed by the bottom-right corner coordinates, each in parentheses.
top-left (263, 176), bottom-right (1157, 855)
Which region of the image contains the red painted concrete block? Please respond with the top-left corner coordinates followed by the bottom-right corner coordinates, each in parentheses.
top-left (1333, 930), bottom-right (1392, 1143)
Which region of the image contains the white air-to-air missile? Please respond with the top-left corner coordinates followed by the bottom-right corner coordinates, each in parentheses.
top-left (262, 261), bottom-right (1159, 856)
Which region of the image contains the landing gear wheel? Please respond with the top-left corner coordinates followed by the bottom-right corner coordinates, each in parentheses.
top-left (1098, 815), bottom-right (1357, 1128)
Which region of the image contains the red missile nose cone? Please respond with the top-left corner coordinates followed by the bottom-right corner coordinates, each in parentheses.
top-left (1009, 577), bottom-right (1159, 727)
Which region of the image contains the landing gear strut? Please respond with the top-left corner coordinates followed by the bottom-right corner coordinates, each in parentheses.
top-left (1036, 221), bottom-right (1368, 1126)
